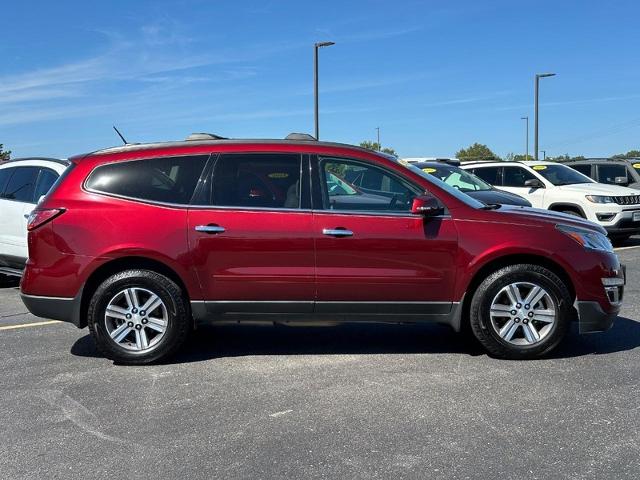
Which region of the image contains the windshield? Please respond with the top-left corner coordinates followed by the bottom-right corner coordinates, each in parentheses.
top-left (416, 163), bottom-right (492, 192)
top-left (531, 164), bottom-right (594, 186)
top-left (404, 163), bottom-right (486, 209)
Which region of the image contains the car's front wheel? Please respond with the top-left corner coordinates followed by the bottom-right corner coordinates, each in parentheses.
top-left (87, 269), bottom-right (191, 364)
top-left (469, 264), bottom-right (572, 359)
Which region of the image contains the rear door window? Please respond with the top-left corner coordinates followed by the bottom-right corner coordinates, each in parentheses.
top-left (1, 166), bottom-right (39, 203)
top-left (471, 166), bottom-right (502, 185)
top-left (86, 155), bottom-right (209, 204)
top-left (570, 164), bottom-right (592, 177)
top-left (210, 153), bottom-right (302, 209)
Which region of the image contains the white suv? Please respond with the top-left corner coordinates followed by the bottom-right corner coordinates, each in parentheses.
top-left (462, 160), bottom-right (640, 241)
top-left (0, 158), bottom-right (69, 279)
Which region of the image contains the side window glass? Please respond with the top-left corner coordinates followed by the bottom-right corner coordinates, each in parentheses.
top-left (2, 166), bottom-right (39, 203)
top-left (472, 167), bottom-right (502, 186)
top-left (502, 167), bottom-right (536, 187)
top-left (320, 157), bottom-right (419, 212)
top-left (86, 155), bottom-right (209, 204)
top-left (570, 164), bottom-right (592, 177)
top-left (211, 153), bottom-right (302, 208)
top-left (0, 167), bottom-right (13, 196)
top-left (33, 169), bottom-right (59, 201)
top-left (597, 164), bottom-right (628, 185)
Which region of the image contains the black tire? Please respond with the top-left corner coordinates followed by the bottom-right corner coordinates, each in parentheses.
top-left (87, 269), bottom-right (191, 365)
top-left (560, 209), bottom-right (584, 218)
top-left (469, 264), bottom-right (572, 359)
top-left (610, 235), bottom-right (630, 246)
top-left (0, 274), bottom-right (19, 288)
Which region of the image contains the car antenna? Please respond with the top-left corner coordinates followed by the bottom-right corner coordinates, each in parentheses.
top-left (112, 125), bottom-right (128, 145)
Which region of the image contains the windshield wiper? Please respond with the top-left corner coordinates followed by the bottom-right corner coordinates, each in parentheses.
top-left (480, 203), bottom-right (502, 210)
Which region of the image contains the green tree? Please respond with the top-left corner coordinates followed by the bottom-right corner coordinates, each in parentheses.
top-left (612, 149), bottom-right (640, 159)
top-left (505, 153), bottom-right (534, 162)
top-left (0, 144), bottom-right (10, 161)
top-left (359, 141), bottom-right (397, 157)
top-left (456, 143), bottom-right (500, 161)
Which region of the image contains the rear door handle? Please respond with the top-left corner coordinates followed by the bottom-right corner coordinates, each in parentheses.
top-left (322, 228), bottom-right (353, 237)
top-left (195, 224), bottom-right (226, 234)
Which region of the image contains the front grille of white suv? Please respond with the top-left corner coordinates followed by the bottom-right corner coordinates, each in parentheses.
top-left (612, 195), bottom-right (640, 205)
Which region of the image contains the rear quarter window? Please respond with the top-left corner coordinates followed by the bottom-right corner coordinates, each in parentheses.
top-left (85, 155), bottom-right (209, 205)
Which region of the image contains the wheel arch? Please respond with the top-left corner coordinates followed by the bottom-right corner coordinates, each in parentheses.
top-left (78, 256), bottom-right (191, 328)
top-left (547, 202), bottom-right (586, 217)
top-left (460, 253), bottom-right (576, 331)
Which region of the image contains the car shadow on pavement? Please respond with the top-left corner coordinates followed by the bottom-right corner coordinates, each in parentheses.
top-left (551, 316), bottom-right (640, 358)
top-left (70, 316), bottom-right (640, 364)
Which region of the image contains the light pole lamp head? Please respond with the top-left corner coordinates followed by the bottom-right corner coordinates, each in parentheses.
top-left (521, 116), bottom-right (528, 120)
top-left (536, 72), bottom-right (556, 78)
top-left (315, 41), bottom-right (335, 48)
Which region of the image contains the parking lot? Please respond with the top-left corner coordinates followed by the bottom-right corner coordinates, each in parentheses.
top-left (0, 244), bottom-right (639, 480)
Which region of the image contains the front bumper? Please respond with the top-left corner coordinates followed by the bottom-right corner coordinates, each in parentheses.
top-left (576, 301), bottom-right (619, 333)
top-left (600, 209), bottom-right (640, 235)
top-left (575, 263), bottom-right (625, 333)
top-left (21, 292), bottom-right (84, 328)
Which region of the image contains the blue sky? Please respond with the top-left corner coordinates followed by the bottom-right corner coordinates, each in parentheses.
top-left (1, 0), bottom-right (639, 159)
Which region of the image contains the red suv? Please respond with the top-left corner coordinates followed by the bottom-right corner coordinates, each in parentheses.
top-left (20, 134), bottom-right (625, 364)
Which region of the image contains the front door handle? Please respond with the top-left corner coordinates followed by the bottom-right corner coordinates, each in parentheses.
top-left (322, 228), bottom-right (353, 237)
top-left (195, 224), bottom-right (226, 234)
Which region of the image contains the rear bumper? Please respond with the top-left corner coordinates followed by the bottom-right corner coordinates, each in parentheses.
top-left (20, 292), bottom-right (84, 328)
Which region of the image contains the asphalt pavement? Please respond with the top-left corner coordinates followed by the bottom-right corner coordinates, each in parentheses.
top-left (1, 244), bottom-right (640, 479)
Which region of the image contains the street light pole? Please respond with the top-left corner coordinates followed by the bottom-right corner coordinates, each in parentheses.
top-left (534, 72), bottom-right (556, 160)
top-left (521, 116), bottom-right (529, 160)
top-left (376, 127), bottom-right (380, 150)
top-left (314, 41), bottom-right (335, 140)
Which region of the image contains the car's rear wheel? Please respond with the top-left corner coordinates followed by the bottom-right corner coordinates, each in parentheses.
top-left (469, 264), bottom-right (572, 359)
top-left (87, 269), bottom-right (191, 364)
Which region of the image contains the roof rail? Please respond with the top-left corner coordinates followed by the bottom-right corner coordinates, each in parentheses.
top-left (185, 133), bottom-right (228, 141)
top-left (285, 133), bottom-right (317, 141)
top-left (1, 157), bottom-right (69, 166)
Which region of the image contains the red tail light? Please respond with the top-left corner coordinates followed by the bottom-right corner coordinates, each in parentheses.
top-left (27, 208), bottom-right (65, 231)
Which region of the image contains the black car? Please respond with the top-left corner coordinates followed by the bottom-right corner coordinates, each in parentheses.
top-left (563, 158), bottom-right (640, 190)
top-left (411, 161), bottom-right (532, 207)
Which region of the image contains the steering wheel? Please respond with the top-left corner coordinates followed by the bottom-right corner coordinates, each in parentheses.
top-left (389, 194), bottom-right (400, 209)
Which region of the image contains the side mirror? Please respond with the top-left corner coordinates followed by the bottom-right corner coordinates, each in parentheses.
top-left (615, 176), bottom-right (628, 185)
top-left (524, 178), bottom-right (545, 189)
top-left (411, 194), bottom-right (442, 216)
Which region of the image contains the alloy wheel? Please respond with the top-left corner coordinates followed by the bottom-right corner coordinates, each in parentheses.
top-left (489, 282), bottom-right (557, 346)
top-left (104, 287), bottom-right (168, 352)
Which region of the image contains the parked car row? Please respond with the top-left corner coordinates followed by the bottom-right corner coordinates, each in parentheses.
top-left (16, 134), bottom-right (625, 364)
top-left (460, 161), bottom-right (640, 242)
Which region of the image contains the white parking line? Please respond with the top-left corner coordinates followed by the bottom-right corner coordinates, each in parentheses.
top-left (614, 245), bottom-right (640, 251)
top-left (0, 320), bottom-right (61, 331)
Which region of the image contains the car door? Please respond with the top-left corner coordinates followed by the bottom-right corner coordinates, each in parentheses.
top-left (0, 166), bottom-right (39, 264)
top-left (188, 152), bottom-right (315, 314)
top-left (501, 166), bottom-right (546, 208)
top-left (312, 155), bottom-right (458, 314)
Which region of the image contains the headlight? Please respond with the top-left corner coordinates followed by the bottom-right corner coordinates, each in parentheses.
top-left (556, 224), bottom-right (613, 252)
top-left (586, 195), bottom-right (614, 204)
